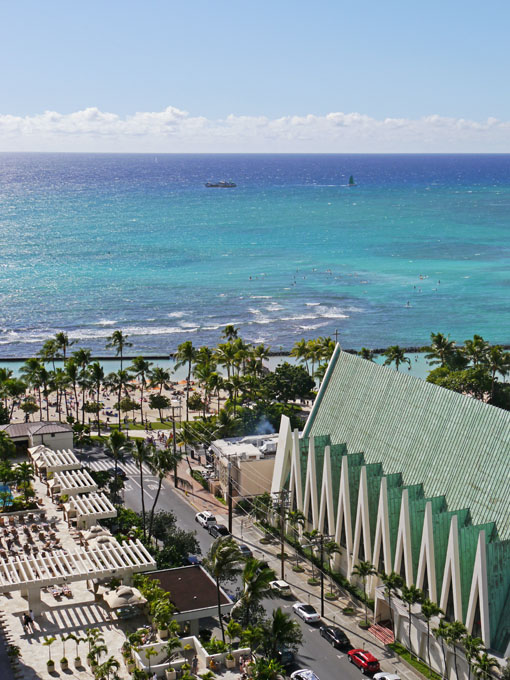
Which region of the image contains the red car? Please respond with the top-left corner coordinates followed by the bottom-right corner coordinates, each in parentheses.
top-left (347, 649), bottom-right (381, 674)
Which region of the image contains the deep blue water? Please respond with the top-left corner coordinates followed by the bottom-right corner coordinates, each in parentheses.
top-left (1, 153), bottom-right (509, 357)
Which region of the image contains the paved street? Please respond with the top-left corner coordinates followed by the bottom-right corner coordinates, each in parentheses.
top-left (81, 447), bottom-right (419, 680)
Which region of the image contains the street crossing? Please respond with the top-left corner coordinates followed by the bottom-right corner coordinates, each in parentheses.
top-left (86, 457), bottom-right (152, 477)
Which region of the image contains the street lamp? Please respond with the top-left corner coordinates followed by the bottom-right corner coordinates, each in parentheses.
top-left (272, 490), bottom-right (291, 580)
top-left (170, 398), bottom-right (181, 488)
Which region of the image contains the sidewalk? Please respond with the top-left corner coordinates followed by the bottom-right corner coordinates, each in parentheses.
top-left (171, 462), bottom-right (422, 680)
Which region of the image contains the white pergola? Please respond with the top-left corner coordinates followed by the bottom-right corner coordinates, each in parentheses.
top-left (49, 469), bottom-right (98, 497)
top-left (28, 445), bottom-right (81, 475)
top-left (64, 492), bottom-right (117, 529)
top-left (0, 539), bottom-right (156, 612)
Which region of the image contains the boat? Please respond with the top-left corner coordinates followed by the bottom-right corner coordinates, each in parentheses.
top-left (205, 181), bottom-right (237, 188)
top-left (348, 175), bottom-right (356, 186)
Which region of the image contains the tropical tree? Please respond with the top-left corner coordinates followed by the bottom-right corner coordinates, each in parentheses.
top-left (235, 557), bottom-right (276, 626)
top-left (107, 369), bottom-right (134, 428)
top-left (0, 431), bottom-right (15, 462)
top-left (222, 325), bottom-right (239, 342)
top-left (383, 346), bottom-right (411, 371)
top-left (71, 347), bottom-right (92, 370)
top-left (95, 655), bottom-right (121, 680)
top-left (43, 635), bottom-right (56, 663)
top-left (447, 620), bottom-right (467, 680)
top-left (132, 438), bottom-right (155, 540)
top-left (106, 330), bottom-right (132, 370)
top-left (483, 345), bottom-right (510, 401)
top-left (401, 584), bottom-right (423, 656)
top-left (251, 657), bottom-right (285, 680)
top-left (424, 333), bottom-right (457, 367)
top-left (129, 356), bottom-right (153, 425)
top-left (421, 598), bottom-right (444, 673)
top-left (433, 619), bottom-right (450, 679)
top-left (65, 359), bottom-right (81, 421)
top-left (215, 342), bottom-right (237, 381)
top-left (462, 634), bottom-right (484, 680)
top-left (352, 561), bottom-right (377, 625)
top-left (260, 607), bottom-right (303, 661)
top-left (380, 571), bottom-right (404, 639)
top-left (207, 372), bottom-right (224, 413)
top-left (149, 366), bottom-right (172, 394)
top-left (359, 347), bottom-right (375, 361)
top-left (174, 340), bottom-right (196, 421)
top-left (38, 338), bottom-right (61, 371)
top-left (473, 651), bottom-right (500, 680)
top-left (290, 338), bottom-right (310, 374)
top-left (88, 362), bottom-right (105, 434)
top-left (105, 429), bottom-right (129, 502)
top-left (204, 537), bottom-right (243, 641)
top-left (285, 509), bottom-right (305, 567)
top-left (147, 448), bottom-right (183, 541)
top-left (463, 335), bottom-right (490, 367)
top-left (20, 358), bottom-right (44, 419)
top-left (54, 332), bottom-right (75, 361)
top-left (14, 462), bottom-right (35, 501)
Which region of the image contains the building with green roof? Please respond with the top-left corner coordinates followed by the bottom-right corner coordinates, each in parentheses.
top-left (271, 346), bottom-right (510, 656)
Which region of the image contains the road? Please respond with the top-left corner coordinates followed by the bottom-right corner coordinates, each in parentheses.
top-left (81, 447), bottom-right (408, 680)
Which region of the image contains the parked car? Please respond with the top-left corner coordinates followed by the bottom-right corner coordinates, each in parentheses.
top-left (373, 674), bottom-right (400, 680)
top-left (182, 555), bottom-right (201, 566)
top-left (208, 524), bottom-right (230, 538)
top-left (106, 467), bottom-right (128, 480)
top-left (270, 580), bottom-right (292, 597)
top-left (347, 649), bottom-right (381, 674)
top-left (319, 625), bottom-right (350, 649)
top-left (292, 603), bottom-right (320, 623)
top-left (276, 648), bottom-right (295, 667)
top-left (290, 670), bottom-right (320, 680)
top-left (195, 511), bottom-right (216, 528)
top-left (238, 544), bottom-right (253, 558)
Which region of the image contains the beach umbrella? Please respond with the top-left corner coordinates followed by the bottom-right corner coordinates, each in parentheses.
top-left (103, 585), bottom-right (146, 609)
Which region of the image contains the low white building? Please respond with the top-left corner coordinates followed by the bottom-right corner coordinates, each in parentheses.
top-left (211, 434), bottom-right (278, 503)
top-left (0, 421), bottom-right (73, 453)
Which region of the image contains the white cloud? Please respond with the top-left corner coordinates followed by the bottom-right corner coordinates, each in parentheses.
top-left (0, 106), bottom-right (509, 152)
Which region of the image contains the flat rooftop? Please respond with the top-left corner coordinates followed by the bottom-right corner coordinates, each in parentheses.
top-left (147, 566), bottom-right (230, 612)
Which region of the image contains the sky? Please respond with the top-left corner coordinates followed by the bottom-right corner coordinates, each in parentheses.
top-left (1, 0), bottom-right (509, 152)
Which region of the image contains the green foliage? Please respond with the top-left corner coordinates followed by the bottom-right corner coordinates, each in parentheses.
top-left (389, 642), bottom-right (442, 680)
top-left (0, 403), bottom-right (8, 425)
top-left (187, 392), bottom-right (205, 412)
top-left (262, 362), bottom-right (315, 402)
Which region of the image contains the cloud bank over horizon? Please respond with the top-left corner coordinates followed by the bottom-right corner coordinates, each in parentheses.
top-left (1, 106), bottom-right (509, 153)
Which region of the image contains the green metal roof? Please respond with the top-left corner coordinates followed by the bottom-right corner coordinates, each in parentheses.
top-left (305, 350), bottom-right (510, 539)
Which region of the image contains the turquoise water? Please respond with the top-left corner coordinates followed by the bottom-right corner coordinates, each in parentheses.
top-left (1, 153), bottom-right (509, 357)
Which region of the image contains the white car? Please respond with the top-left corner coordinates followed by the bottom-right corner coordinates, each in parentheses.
top-left (292, 602), bottom-right (320, 623)
top-left (290, 670), bottom-right (320, 680)
top-left (195, 511), bottom-right (217, 528)
top-left (269, 580), bottom-right (292, 597)
top-left (374, 674), bottom-right (401, 680)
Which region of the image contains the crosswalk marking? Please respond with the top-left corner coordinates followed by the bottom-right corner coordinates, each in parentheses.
top-left (86, 458), bottom-right (151, 476)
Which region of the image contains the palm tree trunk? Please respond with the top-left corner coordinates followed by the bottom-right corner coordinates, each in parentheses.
top-left (427, 623), bottom-right (431, 677)
top-left (140, 380), bottom-right (144, 425)
top-left (96, 385), bottom-right (101, 436)
top-left (216, 574), bottom-right (225, 642)
top-left (147, 476), bottom-right (163, 542)
top-left (408, 607), bottom-right (412, 656)
top-left (73, 384), bottom-right (79, 421)
top-left (139, 460), bottom-right (146, 541)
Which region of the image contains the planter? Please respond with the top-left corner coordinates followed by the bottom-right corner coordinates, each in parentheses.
top-left (325, 592), bottom-right (338, 601)
top-left (358, 621), bottom-right (371, 630)
top-left (166, 669), bottom-right (177, 680)
top-left (307, 578), bottom-right (320, 586)
top-left (158, 628), bottom-right (169, 639)
top-left (74, 656), bottom-right (82, 666)
top-left (226, 657), bottom-right (236, 669)
top-left (292, 565), bottom-right (305, 573)
top-left (60, 658), bottom-right (68, 670)
top-left (47, 660), bottom-right (55, 672)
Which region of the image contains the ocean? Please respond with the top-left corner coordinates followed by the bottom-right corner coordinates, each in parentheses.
top-left (1, 153), bottom-right (509, 359)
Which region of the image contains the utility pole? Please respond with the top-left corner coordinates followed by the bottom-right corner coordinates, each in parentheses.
top-left (320, 533), bottom-right (325, 617)
top-left (171, 400), bottom-right (179, 488)
top-left (227, 460), bottom-right (233, 533)
top-left (274, 489), bottom-right (289, 580)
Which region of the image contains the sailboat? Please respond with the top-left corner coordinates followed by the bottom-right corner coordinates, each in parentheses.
top-left (349, 175), bottom-right (356, 186)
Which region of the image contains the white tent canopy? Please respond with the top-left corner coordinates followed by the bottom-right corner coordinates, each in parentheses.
top-left (49, 468), bottom-right (97, 497)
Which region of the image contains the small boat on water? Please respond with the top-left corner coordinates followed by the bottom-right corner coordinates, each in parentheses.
top-left (349, 175), bottom-right (356, 186)
top-left (205, 181), bottom-right (237, 188)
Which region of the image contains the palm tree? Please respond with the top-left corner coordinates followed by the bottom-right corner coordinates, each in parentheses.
top-left (222, 325), bottom-right (239, 342)
top-left (20, 358), bottom-right (44, 420)
top-left (236, 557), bottom-right (276, 626)
top-left (207, 372), bottom-right (224, 413)
top-left (250, 343), bottom-right (270, 377)
top-left (147, 448), bottom-right (183, 541)
top-left (352, 561), bottom-right (377, 625)
top-left (71, 347), bottom-right (92, 370)
top-left (421, 598), bottom-right (443, 674)
top-left (401, 584), bottom-right (423, 656)
top-left (380, 571), bottom-right (404, 639)
top-left (424, 333), bottom-right (456, 367)
top-left (106, 369), bottom-right (133, 428)
top-left (291, 339), bottom-right (311, 374)
top-left (15, 462), bottom-right (35, 501)
top-left (106, 330), bottom-right (132, 370)
top-left (129, 356), bottom-right (153, 425)
top-left (204, 537), bottom-right (243, 641)
top-left (447, 620), bottom-right (467, 680)
top-left (433, 619), bottom-right (450, 679)
top-left (215, 342), bottom-right (237, 381)
top-left (65, 359), bottom-right (81, 421)
top-left (105, 429), bottom-right (129, 502)
top-left (359, 348), bottom-right (375, 361)
top-left (483, 345), bottom-right (510, 401)
top-left (43, 636), bottom-right (56, 663)
top-left (251, 657), bottom-right (285, 680)
top-left (88, 362), bottom-right (105, 434)
top-left (260, 607), bottom-right (303, 662)
top-left (149, 366), bottom-right (172, 395)
top-left (463, 335), bottom-right (490, 367)
top-left (383, 345), bottom-right (411, 371)
top-left (194, 359), bottom-right (216, 417)
top-left (473, 651), bottom-right (500, 680)
top-left (174, 340), bottom-right (196, 421)
top-left (38, 338), bottom-right (61, 371)
top-left (462, 634), bottom-right (484, 680)
top-left (54, 332), bottom-right (75, 361)
top-left (132, 438), bottom-right (155, 540)
top-left (286, 509), bottom-right (305, 567)
top-left (95, 655), bottom-right (121, 680)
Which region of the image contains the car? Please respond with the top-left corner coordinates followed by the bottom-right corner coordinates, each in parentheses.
top-left (292, 602), bottom-right (320, 623)
top-left (269, 580), bottom-right (292, 597)
top-left (238, 544), bottom-right (253, 558)
top-left (195, 511), bottom-right (217, 527)
top-left (290, 670), bottom-right (320, 680)
top-left (319, 625), bottom-right (350, 649)
top-left (347, 649), bottom-right (381, 674)
top-left (182, 554), bottom-right (201, 566)
top-left (276, 648), bottom-right (295, 667)
top-left (208, 524), bottom-right (230, 538)
top-left (373, 674), bottom-right (400, 680)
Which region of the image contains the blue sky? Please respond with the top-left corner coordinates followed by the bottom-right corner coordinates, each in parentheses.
top-left (1, 0), bottom-right (509, 151)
